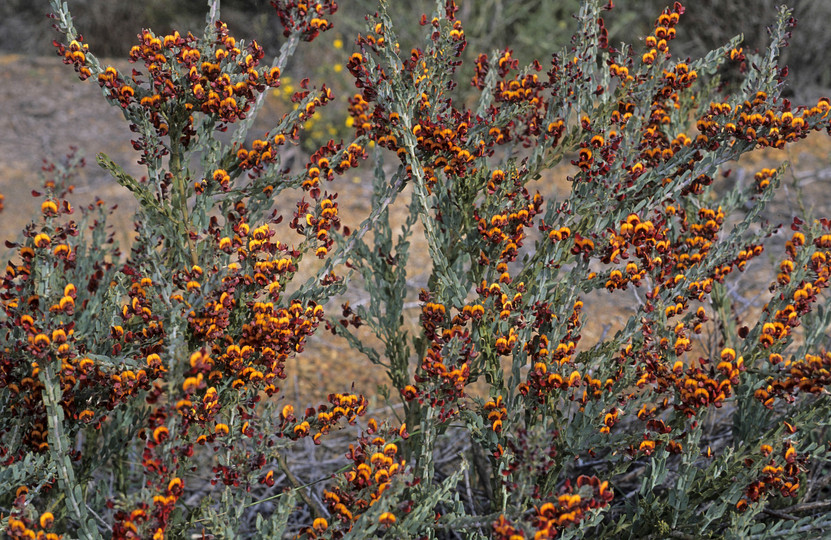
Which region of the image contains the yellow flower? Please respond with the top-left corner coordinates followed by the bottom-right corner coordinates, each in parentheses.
top-left (333, 38), bottom-right (343, 49)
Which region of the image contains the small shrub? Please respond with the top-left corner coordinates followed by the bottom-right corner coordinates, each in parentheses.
top-left (2, 0), bottom-right (831, 538)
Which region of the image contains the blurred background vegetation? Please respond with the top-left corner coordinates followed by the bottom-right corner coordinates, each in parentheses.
top-left (1, 0), bottom-right (828, 102)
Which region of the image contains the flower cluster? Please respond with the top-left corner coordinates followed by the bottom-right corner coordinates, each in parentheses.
top-left (271, 0), bottom-right (338, 42)
top-left (476, 182), bottom-right (544, 264)
top-left (230, 85), bottom-right (335, 176)
top-left (758, 351), bottom-right (831, 406)
top-left (5, 511), bottom-right (61, 540)
top-left (404, 294), bottom-right (479, 421)
top-left (91, 23), bottom-right (283, 157)
top-left (52, 38), bottom-right (90, 80)
top-left (0, 183), bottom-right (160, 460)
top-left (737, 439), bottom-right (806, 511)
top-left (110, 478), bottom-right (184, 539)
top-left (321, 422), bottom-right (408, 534)
top-left (697, 94), bottom-right (831, 150)
top-left (492, 476), bottom-right (614, 539)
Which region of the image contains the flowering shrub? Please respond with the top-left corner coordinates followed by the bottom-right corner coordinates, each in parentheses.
top-left (2, 0), bottom-right (831, 538)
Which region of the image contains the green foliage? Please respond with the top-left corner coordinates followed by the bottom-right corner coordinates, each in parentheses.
top-left (2, 0), bottom-right (831, 538)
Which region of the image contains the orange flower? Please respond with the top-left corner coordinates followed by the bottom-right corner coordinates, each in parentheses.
top-left (167, 477), bottom-right (183, 494)
top-left (34, 233), bottom-right (51, 247)
top-left (41, 200), bottom-right (58, 215)
top-left (153, 426), bottom-right (169, 444)
top-left (39, 512), bottom-right (54, 529)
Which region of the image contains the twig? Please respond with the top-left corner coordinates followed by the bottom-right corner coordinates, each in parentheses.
top-left (463, 463), bottom-right (475, 514)
top-left (630, 286), bottom-right (645, 307)
top-left (275, 451), bottom-right (327, 519)
top-left (433, 511), bottom-right (504, 530)
top-left (470, 442), bottom-right (494, 505)
top-left (762, 507), bottom-right (799, 521)
top-left (779, 500), bottom-right (831, 514)
top-left (646, 530), bottom-right (699, 540)
top-left (669, 532), bottom-right (698, 540)
top-left (86, 504), bottom-right (113, 532)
